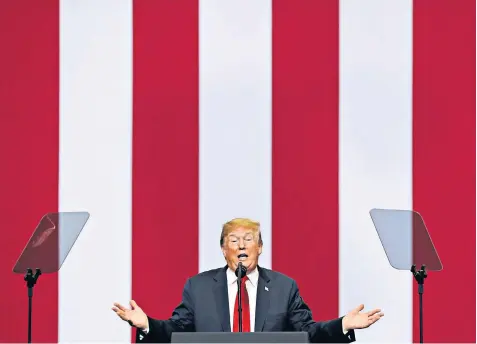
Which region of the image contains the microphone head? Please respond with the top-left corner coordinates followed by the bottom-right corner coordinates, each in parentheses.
top-left (235, 262), bottom-right (247, 277)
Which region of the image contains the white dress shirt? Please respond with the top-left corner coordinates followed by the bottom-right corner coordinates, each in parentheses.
top-left (226, 266), bottom-right (259, 332)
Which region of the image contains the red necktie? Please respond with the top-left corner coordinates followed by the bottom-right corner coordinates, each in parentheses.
top-left (233, 276), bottom-right (250, 332)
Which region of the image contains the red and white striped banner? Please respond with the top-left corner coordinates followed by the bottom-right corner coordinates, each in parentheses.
top-left (0, 0), bottom-right (474, 343)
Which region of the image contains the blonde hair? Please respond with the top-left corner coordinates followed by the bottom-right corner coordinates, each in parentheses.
top-left (220, 218), bottom-right (263, 247)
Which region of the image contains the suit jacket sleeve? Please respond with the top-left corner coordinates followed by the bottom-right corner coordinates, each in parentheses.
top-left (136, 278), bottom-right (195, 343)
top-left (287, 280), bottom-right (356, 343)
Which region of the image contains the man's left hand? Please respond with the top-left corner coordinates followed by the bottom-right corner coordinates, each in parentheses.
top-left (342, 304), bottom-right (384, 332)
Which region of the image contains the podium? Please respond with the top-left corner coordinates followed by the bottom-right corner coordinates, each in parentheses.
top-left (12, 212), bottom-right (90, 343)
top-left (172, 332), bottom-right (309, 343)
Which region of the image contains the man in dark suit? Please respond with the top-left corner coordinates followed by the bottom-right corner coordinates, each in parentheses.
top-left (112, 218), bottom-right (383, 343)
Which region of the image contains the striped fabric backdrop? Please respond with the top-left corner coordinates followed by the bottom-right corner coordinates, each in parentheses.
top-left (0, 0), bottom-right (475, 343)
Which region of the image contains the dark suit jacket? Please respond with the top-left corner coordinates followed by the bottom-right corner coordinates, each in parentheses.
top-left (136, 266), bottom-right (355, 343)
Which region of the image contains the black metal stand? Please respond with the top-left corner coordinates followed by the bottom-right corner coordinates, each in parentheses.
top-left (237, 279), bottom-right (242, 332)
top-left (235, 262), bottom-right (247, 332)
top-left (411, 264), bottom-right (427, 344)
top-left (25, 268), bottom-right (41, 344)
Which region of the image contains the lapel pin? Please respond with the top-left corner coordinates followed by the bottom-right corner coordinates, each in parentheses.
top-left (265, 286), bottom-right (269, 291)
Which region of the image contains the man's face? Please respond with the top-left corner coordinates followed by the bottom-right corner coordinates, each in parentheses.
top-left (222, 226), bottom-right (262, 273)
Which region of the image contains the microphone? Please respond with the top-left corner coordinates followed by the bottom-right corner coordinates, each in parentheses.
top-left (235, 262), bottom-right (247, 278)
top-left (235, 262), bottom-right (247, 332)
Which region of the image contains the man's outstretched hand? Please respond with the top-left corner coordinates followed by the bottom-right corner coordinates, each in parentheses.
top-left (342, 304), bottom-right (384, 332)
top-left (112, 300), bottom-right (149, 330)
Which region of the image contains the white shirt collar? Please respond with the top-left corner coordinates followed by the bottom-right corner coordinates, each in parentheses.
top-left (226, 266), bottom-right (259, 287)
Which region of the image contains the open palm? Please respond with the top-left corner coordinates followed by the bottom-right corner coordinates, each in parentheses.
top-left (112, 300), bottom-right (148, 330)
top-left (343, 304), bottom-right (384, 331)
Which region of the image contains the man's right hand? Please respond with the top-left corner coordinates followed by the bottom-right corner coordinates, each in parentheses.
top-left (112, 300), bottom-right (149, 330)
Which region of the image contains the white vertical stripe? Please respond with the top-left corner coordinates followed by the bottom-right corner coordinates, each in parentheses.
top-left (58, 0), bottom-right (132, 342)
top-left (339, 0), bottom-right (413, 342)
top-left (198, 0), bottom-right (272, 271)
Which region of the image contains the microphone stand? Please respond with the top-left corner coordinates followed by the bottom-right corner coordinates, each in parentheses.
top-left (235, 262), bottom-right (247, 332)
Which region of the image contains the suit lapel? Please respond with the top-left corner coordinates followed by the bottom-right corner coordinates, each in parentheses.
top-left (213, 266), bottom-right (231, 332)
top-left (254, 266), bottom-right (271, 332)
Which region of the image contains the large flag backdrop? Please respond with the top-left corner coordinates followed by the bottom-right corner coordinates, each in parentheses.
top-left (0, 0), bottom-right (475, 342)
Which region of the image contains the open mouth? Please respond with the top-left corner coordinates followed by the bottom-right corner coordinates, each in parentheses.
top-left (237, 253), bottom-right (248, 261)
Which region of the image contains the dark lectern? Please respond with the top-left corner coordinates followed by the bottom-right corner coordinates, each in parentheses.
top-left (172, 332), bottom-right (309, 343)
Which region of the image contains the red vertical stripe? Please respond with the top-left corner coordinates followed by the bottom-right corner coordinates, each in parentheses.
top-left (272, 0), bottom-right (339, 320)
top-left (413, 0), bottom-right (475, 342)
top-left (0, 1), bottom-right (59, 343)
top-left (132, 0), bottom-right (199, 340)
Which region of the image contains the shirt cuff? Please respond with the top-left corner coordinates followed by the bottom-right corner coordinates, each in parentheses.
top-left (137, 328), bottom-right (149, 341)
top-left (342, 320), bottom-right (348, 334)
